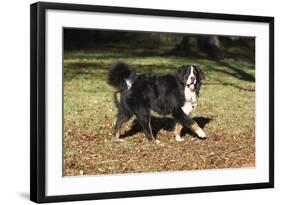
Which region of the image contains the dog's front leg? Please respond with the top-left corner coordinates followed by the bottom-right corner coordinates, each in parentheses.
top-left (173, 109), bottom-right (206, 139)
top-left (189, 119), bottom-right (206, 139)
top-left (174, 123), bottom-right (184, 142)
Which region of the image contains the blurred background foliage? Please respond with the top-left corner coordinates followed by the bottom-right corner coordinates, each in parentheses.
top-left (64, 29), bottom-right (255, 62)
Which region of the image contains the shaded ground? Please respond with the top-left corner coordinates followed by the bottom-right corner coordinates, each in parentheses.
top-left (63, 49), bottom-right (255, 176)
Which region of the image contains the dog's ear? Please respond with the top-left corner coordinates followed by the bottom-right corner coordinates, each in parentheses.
top-left (195, 65), bottom-right (205, 82)
top-left (194, 65), bottom-right (204, 96)
top-left (176, 65), bottom-right (187, 85)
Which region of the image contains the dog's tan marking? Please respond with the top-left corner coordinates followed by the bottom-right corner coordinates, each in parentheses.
top-left (147, 117), bottom-right (161, 144)
top-left (148, 119), bottom-right (155, 141)
top-left (115, 129), bottom-right (120, 138)
top-left (112, 117), bottom-right (119, 138)
top-left (112, 116), bottom-right (124, 142)
top-left (174, 123), bottom-right (184, 142)
top-left (114, 128), bottom-right (125, 142)
top-left (191, 120), bottom-right (200, 130)
top-left (190, 120), bottom-right (206, 138)
top-left (115, 92), bottom-right (121, 103)
top-left (112, 117), bottom-right (117, 127)
top-left (174, 123), bottom-right (183, 136)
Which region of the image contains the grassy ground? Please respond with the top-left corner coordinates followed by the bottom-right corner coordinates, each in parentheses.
top-left (63, 48), bottom-right (255, 176)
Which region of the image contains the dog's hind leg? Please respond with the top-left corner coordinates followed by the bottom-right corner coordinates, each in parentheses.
top-left (134, 109), bottom-right (156, 142)
top-left (113, 110), bottom-right (132, 141)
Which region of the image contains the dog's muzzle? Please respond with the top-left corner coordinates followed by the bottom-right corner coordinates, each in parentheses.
top-left (187, 83), bottom-right (196, 90)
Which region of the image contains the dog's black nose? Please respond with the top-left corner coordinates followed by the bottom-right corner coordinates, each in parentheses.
top-left (190, 76), bottom-right (196, 82)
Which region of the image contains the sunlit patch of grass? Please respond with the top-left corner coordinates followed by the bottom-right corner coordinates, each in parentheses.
top-left (63, 49), bottom-right (255, 176)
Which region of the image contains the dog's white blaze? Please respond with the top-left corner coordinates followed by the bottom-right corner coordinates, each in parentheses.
top-left (125, 79), bottom-right (132, 89)
top-left (181, 86), bottom-right (197, 115)
top-left (186, 66), bottom-right (196, 85)
top-left (190, 66), bottom-right (195, 77)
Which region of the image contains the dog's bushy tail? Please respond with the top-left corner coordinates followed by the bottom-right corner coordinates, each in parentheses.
top-left (107, 62), bottom-right (136, 91)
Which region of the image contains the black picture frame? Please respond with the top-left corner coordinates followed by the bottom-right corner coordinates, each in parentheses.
top-left (30, 1), bottom-right (274, 203)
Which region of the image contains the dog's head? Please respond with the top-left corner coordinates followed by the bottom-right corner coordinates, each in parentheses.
top-left (176, 65), bottom-right (204, 94)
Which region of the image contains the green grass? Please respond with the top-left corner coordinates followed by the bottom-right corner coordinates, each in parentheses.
top-left (63, 49), bottom-right (255, 176)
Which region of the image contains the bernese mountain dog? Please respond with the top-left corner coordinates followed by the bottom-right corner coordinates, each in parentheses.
top-left (107, 62), bottom-right (206, 143)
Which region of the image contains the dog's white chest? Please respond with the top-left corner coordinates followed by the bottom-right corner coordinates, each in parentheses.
top-left (181, 87), bottom-right (197, 115)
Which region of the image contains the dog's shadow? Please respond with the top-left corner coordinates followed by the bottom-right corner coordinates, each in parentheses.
top-left (120, 116), bottom-right (212, 139)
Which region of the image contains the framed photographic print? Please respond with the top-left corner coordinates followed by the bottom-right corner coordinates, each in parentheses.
top-left (30, 1), bottom-right (274, 203)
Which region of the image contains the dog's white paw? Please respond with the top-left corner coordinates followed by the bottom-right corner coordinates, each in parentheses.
top-left (155, 140), bottom-right (165, 146)
top-left (175, 135), bottom-right (184, 142)
top-left (196, 129), bottom-right (206, 139)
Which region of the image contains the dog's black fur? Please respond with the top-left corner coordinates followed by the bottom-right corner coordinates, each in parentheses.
top-left (107, 62), bottom-right (204, 141)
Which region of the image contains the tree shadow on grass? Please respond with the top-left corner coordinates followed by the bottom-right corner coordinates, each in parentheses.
top-left (203, 80), bottom-right (255, 92)
top-left (64, 61), bottom-right (180, 81)
top-left (201, 60), bottom-right (255, 92)
top-left (120, 116), bottom-right (212, 139)
top-left (216, 60), bottom-right (255, 82)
